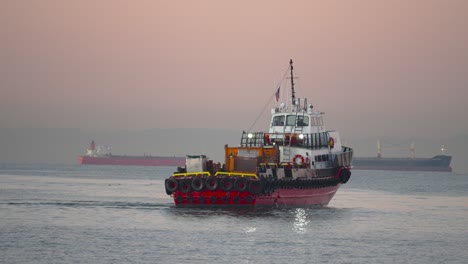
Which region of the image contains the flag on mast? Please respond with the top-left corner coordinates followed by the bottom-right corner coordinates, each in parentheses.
top-left (275, 86), bottom-right (280, 102)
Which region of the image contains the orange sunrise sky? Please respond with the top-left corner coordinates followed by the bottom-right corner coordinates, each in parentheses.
top-left (1, 0), bottom-right (467, 169)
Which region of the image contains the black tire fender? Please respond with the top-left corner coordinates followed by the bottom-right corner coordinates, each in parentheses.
top-left (179, 179), bottom-right (192, 194)
top-left (165, 178), bottom-right (178, 194)
top-left (219, 177), bottom-right (234, 192)
top-left (191, 177), bottom-right (205, 192)
top-left (234, 178), bottom-right (248, 192)
top-left (248, 180), bottom-right (262, 195)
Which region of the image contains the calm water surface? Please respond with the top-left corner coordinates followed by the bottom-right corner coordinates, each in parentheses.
top-left (1, 163), bottom-right (467, 264)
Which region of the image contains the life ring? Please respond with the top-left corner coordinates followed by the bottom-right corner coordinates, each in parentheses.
top-left (293, 154), bottom-right (305, 164)
top-left (328, 137), bottom-right (335, 148)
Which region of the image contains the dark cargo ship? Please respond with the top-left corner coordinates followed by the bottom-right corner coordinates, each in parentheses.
top-left (352, 141), bottom-right (452, 172)
top-left (352, 155), bottom-right (452, 172)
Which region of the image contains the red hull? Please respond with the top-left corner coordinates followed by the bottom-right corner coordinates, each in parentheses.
top-left (78, 156), bottom-right (185, 167)
top-left (256, 186), bottom-right (340, 207)
top-left (172, 185), bottom-right (341, 208)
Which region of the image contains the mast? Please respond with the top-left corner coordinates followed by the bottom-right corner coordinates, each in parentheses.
top-left (377, 140), bottom-right (381, 158)
top-left (290, 59), bottom-right (296, 105)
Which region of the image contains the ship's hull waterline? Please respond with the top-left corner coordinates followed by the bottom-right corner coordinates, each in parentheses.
top-left (171, 185), bottom-right (341, 209)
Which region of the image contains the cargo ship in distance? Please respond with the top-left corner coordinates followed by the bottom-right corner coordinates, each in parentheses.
top-left (77, 140), bottom-right (185, 167)
top-left (352, 141), bottom-right (452, 172)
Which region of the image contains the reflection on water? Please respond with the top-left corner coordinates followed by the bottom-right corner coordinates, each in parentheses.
top-left (292, 208), bottom-right (310, 234)
top-left (243, 227), bottom-right (257, 233)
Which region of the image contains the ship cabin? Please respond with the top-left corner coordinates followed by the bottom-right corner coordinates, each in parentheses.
top-left (176, 60), bottom-right (352, 182)
top-left (265, 98), bottom-right (342, 153)
top-left (269, 99), bottom-right (325, 137)
top-left (222, 97), bottom-right (351, 174)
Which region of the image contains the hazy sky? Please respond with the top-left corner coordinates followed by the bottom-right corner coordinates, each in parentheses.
top-left (2, 0), bottom-right (468, 141)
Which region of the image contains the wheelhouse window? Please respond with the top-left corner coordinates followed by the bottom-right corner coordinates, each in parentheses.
top-left (272, 115), bottom-right (285, 126)
top-left (273, 115), bottom-right (310, 126)
top-left (286, 115), bottom-right (296, 126)
top-left (286, 115), bottom-right (309, 126)
top-left (296, 116), bottom-right (309, 126)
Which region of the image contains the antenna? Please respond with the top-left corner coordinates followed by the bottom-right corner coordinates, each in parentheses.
top-left (289, 59), bottom-right (296, 105)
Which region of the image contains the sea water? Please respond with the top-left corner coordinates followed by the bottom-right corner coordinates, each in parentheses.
top-left (1, 163), bottom-right (467, 264)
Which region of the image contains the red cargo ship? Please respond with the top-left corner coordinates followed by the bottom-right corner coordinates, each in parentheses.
top-left (78, 141), bottom-right (185, 167)
top-left (164, 60), bottom-right (354, 208)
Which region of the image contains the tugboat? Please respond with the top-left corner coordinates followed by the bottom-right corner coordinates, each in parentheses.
top-left (164, 60), bottom-right (353, 208)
